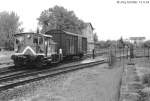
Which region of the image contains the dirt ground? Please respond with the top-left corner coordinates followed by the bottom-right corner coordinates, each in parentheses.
top-left (0, 60), bottom-right (123, 101)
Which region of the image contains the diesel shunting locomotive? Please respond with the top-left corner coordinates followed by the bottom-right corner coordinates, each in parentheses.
top-left (11, 29), bottom-right (87, 67)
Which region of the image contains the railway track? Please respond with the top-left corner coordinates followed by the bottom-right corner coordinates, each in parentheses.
top-left (0, 51), bottom-right (134, 91)
top-left (0, 57), bottom-right (83, 75)
top-left (0, 52), bottom-right (136, 79)
top-left (0, 59), bottom-right (107, 91)
top-left (0, 57), bottom-right (89, 81)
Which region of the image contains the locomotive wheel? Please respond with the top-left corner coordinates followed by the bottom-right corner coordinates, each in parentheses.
top-left (46, 61), bottom-right (52, 66)
top-left (14, 62), bottom-right (23, 68)
top-left (35, 56), bottom-right (44, 68)
top-left (35, 60), bottom-right (45, 68)
top-left (79, 54), bottom-right (84, 59)
top-left (35, 63), bottom-right (43, 68)
top-left (36, 59), bottom-right (48, 68)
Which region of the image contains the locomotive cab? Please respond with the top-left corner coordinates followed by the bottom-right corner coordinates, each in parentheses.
top-left (11, 32), bottom-right (56, 67)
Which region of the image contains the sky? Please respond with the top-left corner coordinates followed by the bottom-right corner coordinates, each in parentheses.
top-left (0, 0), bottom-right (150, 41)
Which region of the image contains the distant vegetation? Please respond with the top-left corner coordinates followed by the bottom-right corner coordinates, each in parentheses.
top-left (0, 11), bottom-right (23, 50)
top-left (38, 5), bottom-right (86, 34)
top-left (95, 37), bottom-right (132, 49)
top-left (142, 40), bottom-right (150, 48)
top-left (0, 6), bottom-right (99, 50)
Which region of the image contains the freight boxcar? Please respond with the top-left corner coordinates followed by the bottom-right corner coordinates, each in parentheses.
top-left (45, 30), bottom-right (87, 60)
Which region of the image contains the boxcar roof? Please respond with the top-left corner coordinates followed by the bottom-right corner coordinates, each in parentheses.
top-left (62, 30), bottom-right (86, 38)
top-left (46, 30), bottom-right (86, 38)
top-left (38, 33), bottom-right (52, 38)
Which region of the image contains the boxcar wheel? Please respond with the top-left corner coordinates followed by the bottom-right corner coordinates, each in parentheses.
top-left (79, 54), bottom-right (83, 59)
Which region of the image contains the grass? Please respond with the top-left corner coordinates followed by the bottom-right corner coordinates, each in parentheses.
top-left (0, 51), bottom-right (14, 63)
top-left (126, 58), bottom-right (150, 101)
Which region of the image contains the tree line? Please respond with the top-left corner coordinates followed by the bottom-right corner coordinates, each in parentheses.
top-left (0, 5), bottom-right (98, 50)
top-left (1, 6), bottom-right (150, 50)
top-left (95, 38), bottom-right (150, 49)
top-left (0, 11), bottom-right (23, 50)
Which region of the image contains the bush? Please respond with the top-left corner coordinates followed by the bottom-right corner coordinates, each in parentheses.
top-left (142, 74), bottom-right (150, 86)
top-left (137, 90), bottom-right (148, 101)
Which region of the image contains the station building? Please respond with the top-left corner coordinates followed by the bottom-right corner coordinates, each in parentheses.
top-left (82, 23), bottom-right (95, 52)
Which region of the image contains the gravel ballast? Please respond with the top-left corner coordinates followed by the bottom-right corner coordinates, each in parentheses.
top-left (0, 62), bottom-right (123, 101)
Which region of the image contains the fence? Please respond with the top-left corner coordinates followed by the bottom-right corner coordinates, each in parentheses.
top-left (87, 47), bottom-right (150, 61)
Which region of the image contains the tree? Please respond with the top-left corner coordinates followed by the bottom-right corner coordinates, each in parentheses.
top-left (38, 5), bottom-right (85, 34)
top-left (117, 37), bottom-right (125, 48)
top-left (143, 40), bottom-right (150, 48)
top-left (95, 41), bottom-right (106, 49)
top-left (0, 11), bottom-right (22, 50)
top-left (93, 33), bottom-right (98, 42)
top-left (105, 40), bottom-right (112, 48)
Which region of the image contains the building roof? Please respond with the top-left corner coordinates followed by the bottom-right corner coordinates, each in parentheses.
top-left (130, 37), bottom-right (145, 40)
top-left (85, 23), bottom-right (94, 30)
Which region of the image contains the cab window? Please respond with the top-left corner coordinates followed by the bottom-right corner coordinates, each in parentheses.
top-left (33, 37), bottom-right (38, 44)
top-left (15, 36), bottom-right (24, 44)
top-left (33, 36), bottom-right (43, 45)
top-left (39, 37), bottom-right (43, 44)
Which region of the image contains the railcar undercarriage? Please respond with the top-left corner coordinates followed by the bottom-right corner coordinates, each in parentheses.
top-left (11, 55), bottom-right (52, 68)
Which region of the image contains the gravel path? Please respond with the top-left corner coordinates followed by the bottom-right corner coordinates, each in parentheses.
top-left (0, 62), bottom-right (123, 101)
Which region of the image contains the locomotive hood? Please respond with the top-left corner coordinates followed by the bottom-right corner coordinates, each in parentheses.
top-left (14, 46), bottom-right (37, 55)
top-left (23, 46), bottom-right (36, 55)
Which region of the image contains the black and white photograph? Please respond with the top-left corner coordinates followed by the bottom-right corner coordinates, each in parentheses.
top-left (0, 0), bottom-right (150, 101)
